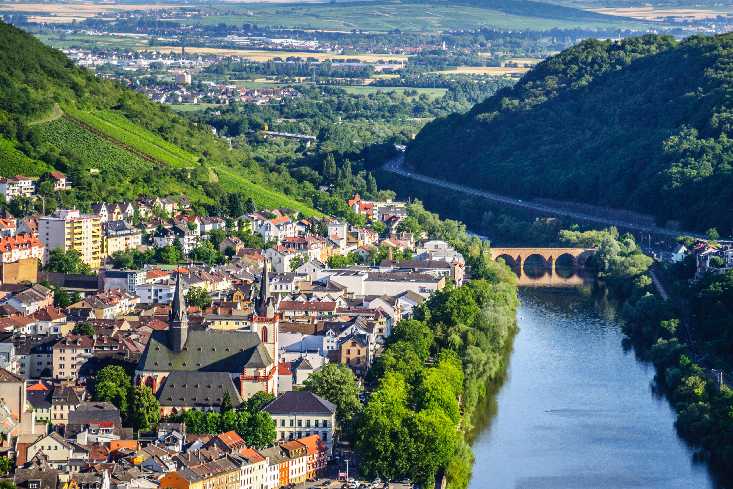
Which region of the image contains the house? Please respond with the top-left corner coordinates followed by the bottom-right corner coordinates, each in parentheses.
top-left (347, 194), bottom-right (374, 219)
top-left (15, 456), bottom-right (61, 489)
top-left (238, 447), bottom-right (269, 489)
top-left (25, 432), bottom-right (81, 471)
top-left (67, 290), bottom-right (140, 321)
top-left (6, 284), bottom-right (53, 315)
top-left (0, 234), bottom-right (45, 264)
top-left (269, 273), bottom-right (306, 296)
top-left (0, 175), bottom-right (35, 202)
top-left (280, 440), bottom-right (307, 485)
top-left (67, 401), bottom-right (123, 440)
top-left (262, 391), bottom-right (337, 454)
top-left (14, 335), bottom-right (56, 379)
top-left (52, 335), bottom-right (94, 380)
top-left (206, 431), bottom-right (246, 454)
top-left (0, 218), bottom-right (16, 237)
top-left (159, 449), bottom-right (241, 489)
top-left (218, 237), bottom-right (244, 256)
top-left (49, 171), bottom-right (68, 191)
top-left (103, 220), bottom-right (142, 257)
top-left (338, 333), bottom-right (371, 376)
top-left (50, 384), bottom-right (82, 426)
top-left (298, 434), bottom-right (327, 479)
top-left (157, 422), bottom-right (186, 452)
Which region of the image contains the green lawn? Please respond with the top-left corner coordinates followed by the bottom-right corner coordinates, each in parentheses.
top-left (192, 1), bottom-right (645, 32)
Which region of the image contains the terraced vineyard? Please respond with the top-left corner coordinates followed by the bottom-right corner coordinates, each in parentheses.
top-left (65, 108), bottom-right (199, 168)
top-left (34, 117), bottom-right (152, 177)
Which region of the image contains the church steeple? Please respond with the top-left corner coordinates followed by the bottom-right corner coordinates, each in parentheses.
top-left (256, 260), bottom-right (273, 317)
top-left (169, 271), bottom-right (188, 352)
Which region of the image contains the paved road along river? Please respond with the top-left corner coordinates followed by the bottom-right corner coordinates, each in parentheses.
top-left (468, 288), bottom-right (720, 489)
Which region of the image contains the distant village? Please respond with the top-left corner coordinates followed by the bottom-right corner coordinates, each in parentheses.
top-left (0, 172), bottom-right (467, 489)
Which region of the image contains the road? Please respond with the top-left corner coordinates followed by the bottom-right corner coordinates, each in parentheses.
top-left (383, 155), bottom-right (701, 239)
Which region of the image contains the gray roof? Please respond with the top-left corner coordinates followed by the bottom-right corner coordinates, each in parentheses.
top-left (138, 329), bottom-right (273, 373)
top-left (157, 371), bottom-right (243, 408)
top-left (68, 401), bottom-right (122, 427)
top-left (263, 391), bottom-right (336, 416)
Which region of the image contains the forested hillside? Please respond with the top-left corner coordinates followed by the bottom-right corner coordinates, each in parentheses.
top-left (407, 34), bottom-right (733, 235)
top-left (0, 21), bottom-right (320, 215)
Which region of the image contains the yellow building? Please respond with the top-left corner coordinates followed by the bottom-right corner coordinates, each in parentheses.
top-left (103, 221), bottom-right (142, 257)
top-left (38, 210), bottom-right (102, 269)
top-left (160, 452), bottom-right (241, 489)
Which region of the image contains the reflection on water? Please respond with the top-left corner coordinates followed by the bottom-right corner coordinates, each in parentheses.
top-left (468, 288), bottom-right (721, 489)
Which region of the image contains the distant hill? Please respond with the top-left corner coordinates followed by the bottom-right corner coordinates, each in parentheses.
top-left (406, 34), bottom-right (733, 234)
top-left (0, 21), bottom-right (319, 215)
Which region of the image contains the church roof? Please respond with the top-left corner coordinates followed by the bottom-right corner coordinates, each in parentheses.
top-left (138, 329), bottom-right (273, 373)
top-left (157, 371), bottom-right (243, 408)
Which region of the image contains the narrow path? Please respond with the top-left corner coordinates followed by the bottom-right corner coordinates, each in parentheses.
top-left (383, 155), bottom-right (702, 239)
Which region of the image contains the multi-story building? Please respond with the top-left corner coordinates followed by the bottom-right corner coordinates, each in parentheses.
top-left (103, 220), bottom-right (142, 257)
top-left (38, 210), bottom-right (102, 269)
top-left (262, 391), bottom-right (337, 454)
top-left (0, 234), bottom-right (44, 264)
top-left (52, 335), bottom-right (94, 380)
top-left (0, 176), bottom-right (35, 202)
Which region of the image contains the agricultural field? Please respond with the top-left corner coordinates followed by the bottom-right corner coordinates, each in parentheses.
top-left (213, 164), bottom-right (323, 216)
top-left (190, 1), bottom-right (643, 32)
top-left (65, 108), bottom-right (199, 168)
top-left (170, 103), bottom-right (225, 113)
top-left (589, 6), bottom-right (732, 20)
top-left (34, 117), bottom-right (153, 177)
top-left (0, 136), bottom-right (53, 177)
top-left (36, 32), bottom-right (149, 50)
top-left (434, 66), bottom-right (530, 75)
top-left (140, 46), bottom-right (408, 63)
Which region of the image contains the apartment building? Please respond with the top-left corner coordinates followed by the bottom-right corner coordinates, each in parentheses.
top-left (0, 176), bottom-right (35, 202)
top-left (38, 210), bottom-right (102, 269)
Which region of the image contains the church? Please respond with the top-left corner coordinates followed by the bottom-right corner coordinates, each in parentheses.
top-left (135, 264), bottom-right (280, 414)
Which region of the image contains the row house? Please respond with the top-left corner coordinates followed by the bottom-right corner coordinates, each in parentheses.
top-left (52, 335), bottom-right (94, 380)
top-left (277, 296), bottom-right (343, 323)
top-left (103, 220), bottom-right (142, 257)
top-left (67, 289), bottom-right (140, 321)
top-left (0, 234), bottom-right (45, 264)
top-left (0, 218), bottom-right (16, 237)
top-left (0, 176), bottom-right (36, 202)
top-left (92, 203), bottom-right (136, 224)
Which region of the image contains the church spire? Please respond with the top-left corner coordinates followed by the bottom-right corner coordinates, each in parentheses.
top-left (169, 270), bottom-right (188, 352)
top-left (256, 260), bottom-right (271, 317)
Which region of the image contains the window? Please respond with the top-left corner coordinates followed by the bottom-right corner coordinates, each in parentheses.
top-left (297, 419), bottom-right (302, 427)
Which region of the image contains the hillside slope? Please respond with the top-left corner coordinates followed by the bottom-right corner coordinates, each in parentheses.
top-left (0, 21), bottom-right (319, 215)
top-left (406, 34), bottom-right (733, 234)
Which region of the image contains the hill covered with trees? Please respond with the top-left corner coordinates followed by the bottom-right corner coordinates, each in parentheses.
top-left (406, 34), bottom-right (733, 235)
top-left (0, 21), bottom-right (320, 216)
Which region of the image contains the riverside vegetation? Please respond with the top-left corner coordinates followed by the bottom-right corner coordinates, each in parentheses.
top-left (356, 241), bottom-right (519, 488)
top-left (559, 227), bottom-right (733, 476)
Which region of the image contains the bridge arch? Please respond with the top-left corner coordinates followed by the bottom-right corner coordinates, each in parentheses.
top-left (495, 254), bottom-right (520, 269)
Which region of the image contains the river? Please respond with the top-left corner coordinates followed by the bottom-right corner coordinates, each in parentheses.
top-left (468, 287), bottom-right (720, 489)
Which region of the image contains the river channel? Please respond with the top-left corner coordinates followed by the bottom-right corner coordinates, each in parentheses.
top-left (468, 287), bottom-right (720, 489)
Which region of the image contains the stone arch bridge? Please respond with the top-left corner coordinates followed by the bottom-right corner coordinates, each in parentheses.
top-left (489, 247), bottom-right (595, 287)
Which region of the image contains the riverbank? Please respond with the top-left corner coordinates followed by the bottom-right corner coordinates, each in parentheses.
top-left (354, 248), bottom-right (519, 489)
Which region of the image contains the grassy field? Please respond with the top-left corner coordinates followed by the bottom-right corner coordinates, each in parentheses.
top-left (0, 136), bottom-right (53, 177)
top-left (589, 6), bottom-right (731, 20)
top-left (191, 1), bottom-right (644, 32)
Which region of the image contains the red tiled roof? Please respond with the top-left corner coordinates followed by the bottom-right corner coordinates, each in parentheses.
top-left (239, 447), bottom-right (265, 463)
top-left (215, 430), bottom-right (245, 449)
top-left (27, 382), bottom-right (49, 392)
top-left (0, 233), bottom-right (43, 253)
top-left (278, 361), bottom-right (292, 375)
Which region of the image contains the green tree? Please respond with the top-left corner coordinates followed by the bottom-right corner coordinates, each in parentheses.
top-left (46, 248), bottom-right (91, 274)
top-left (706, 228), bottom-right (720, 241)
top-left (246, 391), bottom-right (275, 413)
top-left (72, 322), bottom-right (95, 337)
top-left (131, 385), bottom-right (160, 431)
top-left (190, 240), bottom-right (222, 265)
top-left (220, 392), bottom-right (234, 413)
top-left (94, 365), bottom-right (132, 416)
top-left (0, 455), bottom-right (12, 476)
top-left (185, 287), bottom-right (211, 310)
top-left (243, 411), bottom-right (276, 448)
top-left (304, 364), bottom-right (363, 427)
